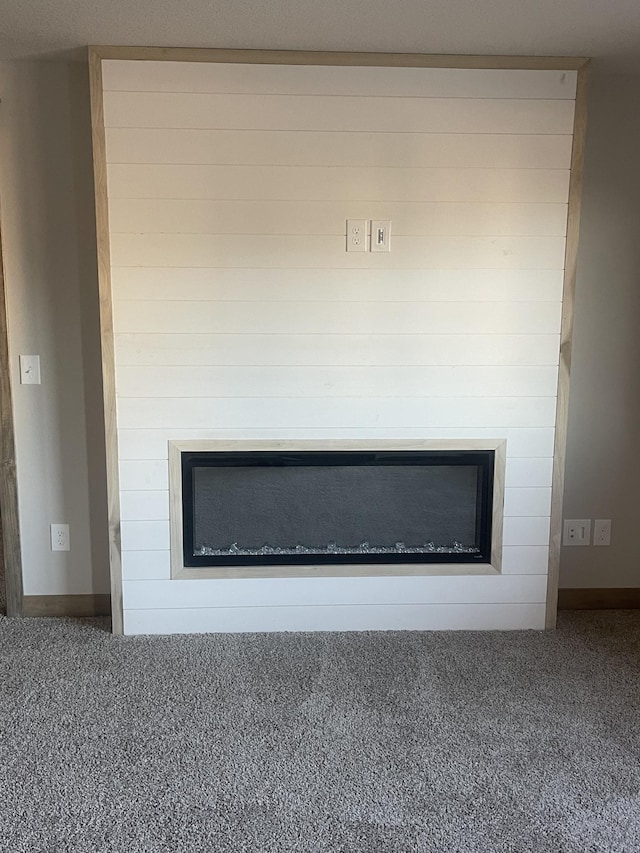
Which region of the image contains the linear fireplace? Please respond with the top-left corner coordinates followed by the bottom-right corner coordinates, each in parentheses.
top-left (169, 441), bottom-right (505, 579)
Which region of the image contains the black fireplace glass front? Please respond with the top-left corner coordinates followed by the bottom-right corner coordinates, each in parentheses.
top-left (182, 450), bottom-right (494, 567)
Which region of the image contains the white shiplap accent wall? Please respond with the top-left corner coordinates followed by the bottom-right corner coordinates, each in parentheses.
top-left (101, 60), bottom-right (577, 635)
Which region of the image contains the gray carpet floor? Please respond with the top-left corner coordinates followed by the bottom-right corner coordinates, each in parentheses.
top-left (1, 611), bottom-right (639, 852)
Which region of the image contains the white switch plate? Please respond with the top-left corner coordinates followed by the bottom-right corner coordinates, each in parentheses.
top-left (593, 519), bottom-right (611, 546)
top-left (371, 220), bottom-right (391, 252)
top-left (51, 523), bottom-right (70, 552)
top-left (346, 220), bottom-right (367, 252)
top-left (563, 519), bottom-right (591, 546)
top-left (20, 354), bottom-right (41, 385)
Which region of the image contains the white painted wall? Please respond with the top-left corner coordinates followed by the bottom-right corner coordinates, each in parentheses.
top-left (0, 61), bottom-right (109, 595)
top-left (99, 60), bottom-right (577, 633)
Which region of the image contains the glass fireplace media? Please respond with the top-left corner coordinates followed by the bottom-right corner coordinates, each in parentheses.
top-left (181, 450), bottom-right (494, 568)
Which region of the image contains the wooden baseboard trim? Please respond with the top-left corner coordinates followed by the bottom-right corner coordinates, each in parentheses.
top-left (558, 588), bottom-right (640, 610)
top-left (21, 590), bottom-right (639, 617)
top-left (23, 594), bottom-right (111, 618)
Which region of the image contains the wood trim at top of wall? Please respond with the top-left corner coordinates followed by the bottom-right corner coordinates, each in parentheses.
top-left (0, 215), bottom-right (24, 617)
top-left (88, 48), bottom-right (124, 635)
top-left (545, 62), bottom-right (590, 629)
top-left (88, 45), bottom-right (589, 70)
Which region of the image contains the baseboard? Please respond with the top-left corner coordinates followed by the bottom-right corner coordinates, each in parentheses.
top-left (19, 590), bottom-right (639, 618)
top-left (558, 588), bottom-right (640, 610)
top-left (23, 594), bottom-right (111, 618)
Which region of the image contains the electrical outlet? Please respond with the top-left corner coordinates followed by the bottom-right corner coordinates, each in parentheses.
top-left (346, 219), bottom-right (367, 252)
top-left (593, 519), bottom-right (611, 546)
top-left (51, 523), bottom-right (70, 552)
top-left (563, 519), bottom-right (591, 546)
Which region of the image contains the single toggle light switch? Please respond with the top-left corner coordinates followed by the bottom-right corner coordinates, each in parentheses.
top-left (20, 355), bottom-right (41, 385)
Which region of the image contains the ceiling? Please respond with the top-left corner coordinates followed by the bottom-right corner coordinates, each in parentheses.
top-left (1, 0), bottom-right (640, 75)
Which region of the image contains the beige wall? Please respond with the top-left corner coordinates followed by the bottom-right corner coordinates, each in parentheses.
top-left (560, 73), bottom-right (640, 588)
top-left (0, 61), bottom-right (109, 595)
top-left (0, 60), bottom-right (637, 598)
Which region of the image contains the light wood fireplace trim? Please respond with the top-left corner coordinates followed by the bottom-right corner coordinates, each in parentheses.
top-left (168, 439), bottom-right (506, 580)
top-left (89, 48), bottom-right (123, 634)
top-left (88, 46), bottom-right (589, 632)
top-left (88, 46), bottom-right (588, 69)
top-left (545, 62), bottom-right (589, 628)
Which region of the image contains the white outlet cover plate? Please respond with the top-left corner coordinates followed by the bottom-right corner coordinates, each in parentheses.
top-left (593, 519), bottom-right (611, 546)
top-left (51, 523), bottom-right (70, 552)
top-left (346, 219), bottom-right (367, 252)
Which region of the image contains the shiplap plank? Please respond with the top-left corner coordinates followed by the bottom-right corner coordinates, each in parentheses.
top-left (122, 545), bottom-right (549, 582)
top-left (503, 487), bottom-right (552, 517)
top-left (123, 602), bottom-right (547, 634)
top-left (116, 397), bottom-right (557, 430)
top-left (105, 128), bottom-right (573, 169)
top-left (116, 365), bottom-right (559, 399)
top-left (501, 546), bottom-right (549, 575)
top-left (110, 234), bottom-right (567, 271)
top-left (122, 556), bottom-right (508, 585)
top-left (503, 516), bottom-right (550, 546)
top-left (103, 62), bottom-right (577, 99)
top-left (112, 268), bottom-right (565, 303)
top-left (505, 458), bottom-right (554, 488)
top-left (117, 428), bottom-right (555, 461)
top-left (122, 574), bottom-right (546, 610)
top-left (103, 92), bottom-right (575, 135)
top-left (109, 199), bottom-right (569, 238)
top-left (107, 164), bottom-right (571, 203)
top-left (120, 489), bottom-right (169, 521)
top-left (119, 460), bottom-right (168, 491)
top-left (121, 520), bottom-right (170, 552)
top-left (115, 333), bottom-right (561, 368)
top-left (113, 301), bottom-right (561, 336)
top-left (121, 549), bottom-right (171, 581)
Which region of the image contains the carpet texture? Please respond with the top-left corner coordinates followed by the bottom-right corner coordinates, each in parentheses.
top-left (1, 611), bottom-right (639, 852)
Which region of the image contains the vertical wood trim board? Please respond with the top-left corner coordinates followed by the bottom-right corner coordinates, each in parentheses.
top-left (545, 63), bottom-right (589, 629)
top-left (0, 215), bottom-right (23, 617)
top-left (88, 48), bottom-right (124, 634)
top-left (90, 48), bottom-right (589, 635)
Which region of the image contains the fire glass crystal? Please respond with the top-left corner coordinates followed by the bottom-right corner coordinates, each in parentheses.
top-left (195, 541), bottom-right (480, 557)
